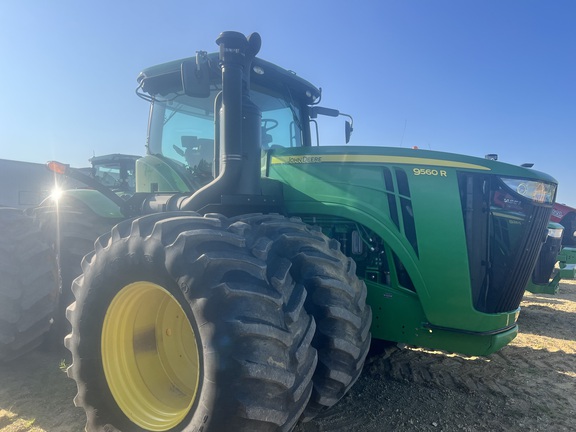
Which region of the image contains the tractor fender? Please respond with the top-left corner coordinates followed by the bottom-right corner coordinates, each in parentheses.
top-left (42, 189), bottom-right (123, 219)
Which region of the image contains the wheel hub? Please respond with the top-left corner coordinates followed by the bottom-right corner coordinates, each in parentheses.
top-left (102, 281), bottom-right (199, 431)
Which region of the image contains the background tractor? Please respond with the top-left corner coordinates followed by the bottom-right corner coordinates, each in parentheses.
top-left (0, 153), bottom-right (139, 209)
top-left (1, 31), bottom-right (561, 431)
top-left (525, 202), bottom-right (576, 294)
top-left (0, 153), bottom-right (138, 360)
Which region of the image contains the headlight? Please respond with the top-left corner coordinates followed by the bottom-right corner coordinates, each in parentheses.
top-left (500, 178), bottom-right (556, 204)
top-left (548, 227), bottom-right (564, 239)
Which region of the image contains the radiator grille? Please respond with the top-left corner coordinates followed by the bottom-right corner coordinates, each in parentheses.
top-left (487, 205), bottom-right (551, 312)
top-left (459, 173), bottom-right (554, 314)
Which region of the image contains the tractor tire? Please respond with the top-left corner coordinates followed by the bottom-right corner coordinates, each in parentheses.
top-left (65, 212), bottom-right (317, 432)
top-left (231, 214), bottom-right (372, 421)
top-left (0, 208), bottom-right (58, 362)
top-left (31, 198), bottom-right (120, 346)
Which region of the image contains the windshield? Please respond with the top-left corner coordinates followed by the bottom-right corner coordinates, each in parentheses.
top-left (92, 161), bottom-right (136, 193)
top-left (148, 86), bottom-right (304, 172)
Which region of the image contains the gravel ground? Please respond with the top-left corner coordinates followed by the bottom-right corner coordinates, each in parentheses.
top-left (1, 280), bottom-right (575, 432)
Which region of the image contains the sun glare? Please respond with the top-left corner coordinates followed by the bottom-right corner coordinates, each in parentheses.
top-left (50, 186), bottom-right (63, 201)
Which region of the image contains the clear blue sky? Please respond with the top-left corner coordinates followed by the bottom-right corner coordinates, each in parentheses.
top-left (1, 0), bottom-right (574, 205)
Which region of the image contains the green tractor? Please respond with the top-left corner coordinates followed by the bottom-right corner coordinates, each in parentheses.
top-left (22, 31), bottom-right (559, 431)
top-left (525, 221), bottom-right (576, 294)
top-left (0, 153), bottom-right (139, 361)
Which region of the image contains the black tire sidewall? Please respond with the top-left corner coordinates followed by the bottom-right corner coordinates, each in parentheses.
top-left (70, 236), bottom-right (213, 432)
top-left (0, 208), bottom-right (59, 362)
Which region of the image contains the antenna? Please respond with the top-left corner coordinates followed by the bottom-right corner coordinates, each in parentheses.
top-left (400, 119), bottom-right (407, 147)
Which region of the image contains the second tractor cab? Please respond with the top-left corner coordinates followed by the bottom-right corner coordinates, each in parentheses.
top-left (88, 153), bottom-right (139, 195)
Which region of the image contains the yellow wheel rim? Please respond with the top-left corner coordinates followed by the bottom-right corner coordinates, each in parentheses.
top-left (102, 281), bottom-right (200, 431)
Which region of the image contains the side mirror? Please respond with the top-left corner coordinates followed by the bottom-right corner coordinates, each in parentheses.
top-left (345, 121), bottom-right (353, 144)
top-left (181, 53), bottom-right (210, 98)
top-left (310, 106), bottom-right (354, 144)
top-left (309, 106), bottom-right (340, 118)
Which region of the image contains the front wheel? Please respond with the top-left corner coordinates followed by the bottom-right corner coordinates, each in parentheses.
top-left (65, 212), bottom-right (317, 431)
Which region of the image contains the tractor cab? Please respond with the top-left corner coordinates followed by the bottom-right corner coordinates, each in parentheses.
top-left (89, 153), bottom-right (139, 194)
top-left (134, 52), bottom-right (329, 197)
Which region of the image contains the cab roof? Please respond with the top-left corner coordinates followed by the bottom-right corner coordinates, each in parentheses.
top-left (138, 53), bottom-right (321, 105)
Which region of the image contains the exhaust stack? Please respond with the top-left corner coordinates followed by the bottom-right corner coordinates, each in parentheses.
top-left (179, 31), bottom-right (262, 212)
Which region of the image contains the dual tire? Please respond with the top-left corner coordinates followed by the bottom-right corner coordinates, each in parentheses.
top-left (230, 214), bottom-right (372, 421)
top-left (66, 212), bottom-right (371, 431)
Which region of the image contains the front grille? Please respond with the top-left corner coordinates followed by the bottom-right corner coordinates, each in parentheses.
top-left (487, 205), bottom-right (551, 312)
top-left (459, 173), bottom-right (554, 314)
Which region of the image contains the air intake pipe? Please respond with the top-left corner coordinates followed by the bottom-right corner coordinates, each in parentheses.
top-left (179, 31), bottom-right (262, 212)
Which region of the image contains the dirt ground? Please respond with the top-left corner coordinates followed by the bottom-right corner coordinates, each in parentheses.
top-left (1, 280), bottom-right (575, 432)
